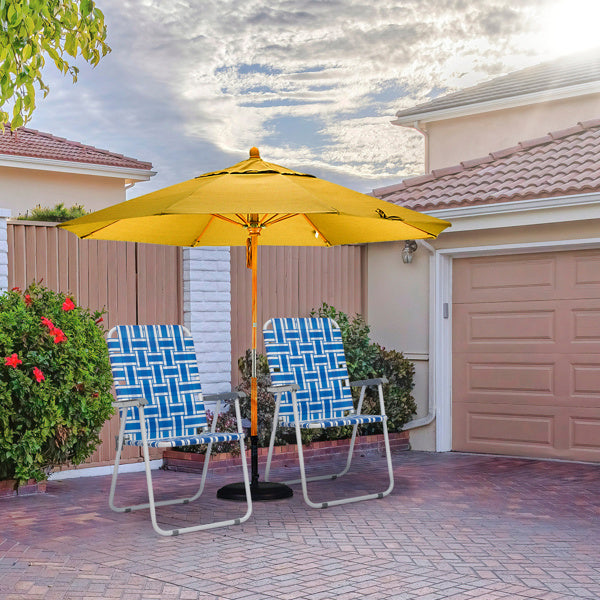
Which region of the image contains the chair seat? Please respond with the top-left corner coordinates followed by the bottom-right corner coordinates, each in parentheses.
top-left (123, 431), bottom-right (245, 448)
top-left (294, 414), bottom-right (386, 429)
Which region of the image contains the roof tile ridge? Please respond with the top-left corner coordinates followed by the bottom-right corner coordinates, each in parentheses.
top-left (548, 123), bottom-right (585, 140)
top-left (516, 133), bottom-right (554, 150)
top-left (579, 117), bottom-right (600, 129)
top-left (3, 126), bottom-right (153, 169)
top-left (55, 136), bottom-right (146, 165)
top-left (460, 155), bottom-right (494, 169)
top-left (372, 181), bottom-right (408, 197)
top-left (431, 164), bottom-right (464, 178)
top-left (492, 143), bottom-right (531, 158)
top-left (402, 172), bottom-right (435, 188)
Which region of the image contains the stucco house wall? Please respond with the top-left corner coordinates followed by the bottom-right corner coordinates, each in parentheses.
top-left (425, 93), bottom-right (600, 171)
top-left (373, 51), bottom-right (600, 456)
top-left (0, 166), bottom-right (127, 217)
top-left (367, 205), bottom-right (600, 452)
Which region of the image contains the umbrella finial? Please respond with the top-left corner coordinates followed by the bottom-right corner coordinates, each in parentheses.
top-left (249, 147), bottom-right (260, 159)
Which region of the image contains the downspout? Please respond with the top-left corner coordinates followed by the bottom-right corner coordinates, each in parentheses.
top-left (411, 121), bottom-right (430, 173)
top-left (402, 238), bottom-right (436, 431)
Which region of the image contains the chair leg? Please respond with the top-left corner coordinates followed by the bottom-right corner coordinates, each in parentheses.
top-left (110, 408), bottom-right (253, 536)
top-left (280, 421), bottom-right (360, 486)
top-left (109, 417), bottom-right (208, 514)
top-left (291, 390), bottom-right (394, 509)
top-left (294, 420), bottom-right (394, 509)
top-left (264, 396), bottom-right (281, 482)
top-left (108, 410), bottom-right (128, 513)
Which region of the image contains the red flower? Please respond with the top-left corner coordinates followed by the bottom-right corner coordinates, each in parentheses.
top-left (52, 328), bottom-right (67, 344)
top-left (4, 353), bottom-right (22, 368)
top-left (95, 317), bottom-right (103, 324)
top-left (41, 316), bottom-right (55, 330)
top-left (62, 298), bottom-right (75, 311)
top-left (11, 286), bottom-right (20, 292)
top-left (24, 294), bottom-right (32, 306)
top-left (33, 367), bottom-right (45, 383)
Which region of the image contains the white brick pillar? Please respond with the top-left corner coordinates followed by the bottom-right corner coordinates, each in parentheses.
top-left (0, 210), bottom-right (11, 292)
top-left (182, 247), bottom-right (231, 394)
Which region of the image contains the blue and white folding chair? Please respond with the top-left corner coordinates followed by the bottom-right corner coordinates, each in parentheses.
top-left (107, 325), bottom-right (252, 536)
top-left (263, 317), bottom-right (394, 508)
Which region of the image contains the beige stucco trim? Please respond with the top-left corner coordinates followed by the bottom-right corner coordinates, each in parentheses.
top-left (0, 154), bottom-right (156, 183)
top-left (392, 81), bottom-right (600, 125)
top-left (428, 195), bottom-right (600, 234)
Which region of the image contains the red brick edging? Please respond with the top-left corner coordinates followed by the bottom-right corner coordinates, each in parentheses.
top-left (163, 431), bottom-right (409, 475)
top-left (0, 479), bottom-right (47, 498)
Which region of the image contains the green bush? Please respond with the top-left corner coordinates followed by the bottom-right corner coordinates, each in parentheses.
top-left (367, 345), bottom-right (417, 432)
top-left (227, 305), bottom-right (417, 450)
top-left (17, 203), bottom-right (87, 223)
top-left (0, 283), bottom-right (114, 484)
top-left (311, 303), bottom-right (417, 434)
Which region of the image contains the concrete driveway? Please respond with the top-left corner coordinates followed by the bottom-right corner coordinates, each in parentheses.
top-left (1, 451), bottom-right (598, 599)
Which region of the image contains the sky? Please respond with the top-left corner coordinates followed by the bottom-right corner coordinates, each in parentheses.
top-left (24, 0), bottom-right (600, 198)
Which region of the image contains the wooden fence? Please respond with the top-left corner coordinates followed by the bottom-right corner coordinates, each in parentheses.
top-left (7, 221), bottom-right (183, 467)
top-left (6, 222), bottom-right (366, 468)
top-left (230, 244), bottom-right (365, 384)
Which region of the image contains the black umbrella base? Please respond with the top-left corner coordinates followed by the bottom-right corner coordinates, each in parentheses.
top-left (217, 481), bottom-right (293, 502)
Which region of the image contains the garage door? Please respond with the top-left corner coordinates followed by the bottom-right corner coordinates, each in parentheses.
top-left (452, 249), bottom-right (600, 462)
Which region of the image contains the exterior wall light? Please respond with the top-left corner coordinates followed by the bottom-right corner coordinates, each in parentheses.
top-left (402, 240), bottom-right (418, 264)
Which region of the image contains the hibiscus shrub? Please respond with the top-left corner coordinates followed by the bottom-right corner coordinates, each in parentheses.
top-left (0, 283), bottom-right (114, 484)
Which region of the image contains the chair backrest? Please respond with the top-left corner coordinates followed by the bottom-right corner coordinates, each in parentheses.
top-left (107, 325), bottom-right (208, 441)
top-left (263, 318), bottom-right (354, 424)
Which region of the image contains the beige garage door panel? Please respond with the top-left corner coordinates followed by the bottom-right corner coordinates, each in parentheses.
top-left (561, 251), bottom-right (600, 298)
top-left (454, 300), bottom-right (600, 354)
top-left (454, 403), bottom-right (600, 461)
top-left (454, 250), bottom-right (600, 304)
top-left (452, 249), bottom-right (600, 462)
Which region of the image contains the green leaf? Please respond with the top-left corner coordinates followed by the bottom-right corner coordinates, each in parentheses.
top-left (0, 0), bottom-right (111, 125)
top-left (80, 0), bottom-right (93, 17)
top-left (64, 32), bottom-right (76, 57)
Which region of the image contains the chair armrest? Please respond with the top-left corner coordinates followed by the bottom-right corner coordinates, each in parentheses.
top-left (203, 391), bottom-right (246, 403)
top-left (268, 384), bottom-right (300, 393)
top-left (111, 398), bottom-right (148, 408)
top-left (350, 377), bottom-right (388, 387)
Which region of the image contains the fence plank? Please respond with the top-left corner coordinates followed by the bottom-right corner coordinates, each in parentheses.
top-left (6, 222), bottom-right (182, 469)
top-left (230, 244), bottom-right (365, 385)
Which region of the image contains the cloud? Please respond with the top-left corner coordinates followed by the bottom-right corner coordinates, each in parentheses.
top-left (26, 0), bottom-right (564, 196)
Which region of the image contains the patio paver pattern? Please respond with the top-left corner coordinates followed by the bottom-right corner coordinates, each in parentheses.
top-left (1, 452), bottom-right (598, 599)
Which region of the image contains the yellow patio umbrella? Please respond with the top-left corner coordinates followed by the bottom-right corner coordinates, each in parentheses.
top-left (60, 147), bottom-right (450, 500)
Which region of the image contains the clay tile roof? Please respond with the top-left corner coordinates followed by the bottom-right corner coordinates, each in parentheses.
top-left (0, 125), bottom-right (152, 170)
top-left (372, 120), bottom-right (600, 211)
top-left (395, 47), bottom-right (600, 121)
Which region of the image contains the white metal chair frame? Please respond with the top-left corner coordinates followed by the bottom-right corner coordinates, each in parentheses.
top-left (263, 318), bottom-right (394, 508)
top-left (107, 325), bottom-right (252, 536)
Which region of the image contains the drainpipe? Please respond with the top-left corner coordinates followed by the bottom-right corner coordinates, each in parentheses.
top-left (411, 120), bottom-right (430, 173)
top-left (402, 238), bottom-right (436, 431)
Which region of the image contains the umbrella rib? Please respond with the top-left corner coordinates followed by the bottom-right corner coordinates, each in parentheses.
top-left (261, 213), bottom-right (298, 227)
top-left (193, 215), bottom-right (217, 245)
top-left (193, 214), bottom-right (247, 245)
top-left (302, 215), bottom-right (331, 246)
top-left (213, 214), bottom-right (247, 227)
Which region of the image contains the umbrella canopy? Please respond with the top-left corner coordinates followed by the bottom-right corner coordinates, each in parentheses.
top-left (60, 148), bottom-right (450, 500)
top-left (60, 148), bottom-right (449, 247)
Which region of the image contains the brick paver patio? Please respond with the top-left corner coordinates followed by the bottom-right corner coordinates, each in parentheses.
top-left (1, 451), bottom-right (598, 599)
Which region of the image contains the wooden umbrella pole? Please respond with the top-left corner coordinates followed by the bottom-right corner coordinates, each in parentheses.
top-left (247, 227), bottom-right (260, 487)
top-left (250, 231), bottom-right (258, 437)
